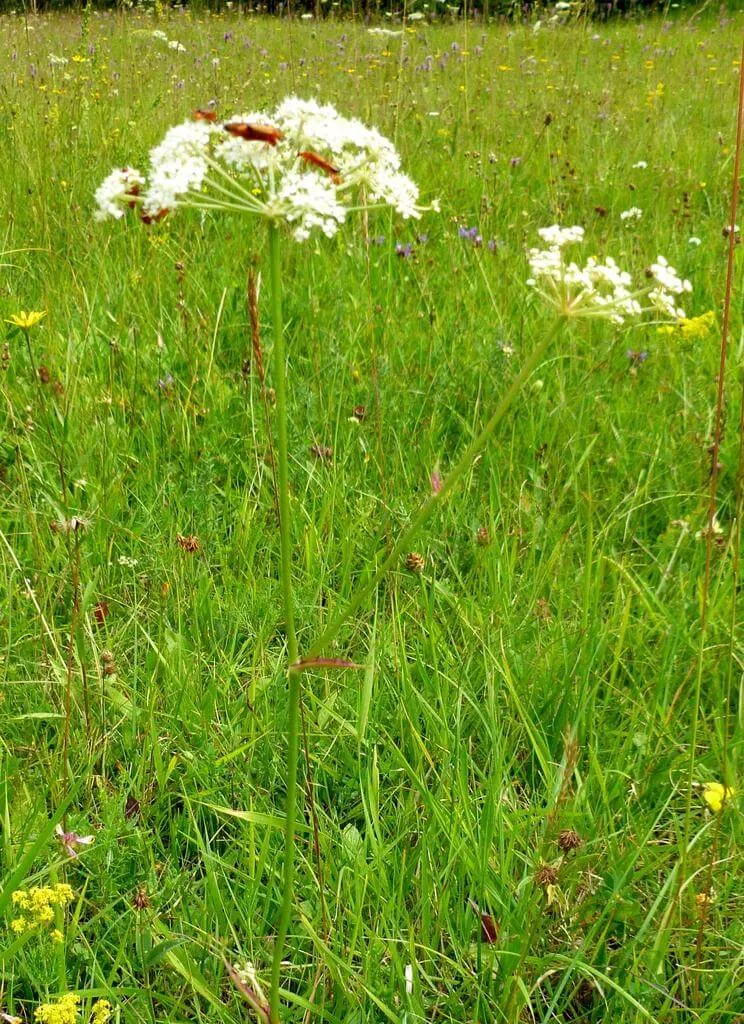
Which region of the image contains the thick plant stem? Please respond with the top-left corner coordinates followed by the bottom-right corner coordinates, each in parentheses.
top-left (267, 221), bottom-right (300, 1024)
top-left (302, 319), bottom-right (564, 664)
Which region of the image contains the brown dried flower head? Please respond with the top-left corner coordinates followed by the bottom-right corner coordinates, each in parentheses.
top-left (535, 864), bottom-right (560, 888)
top-left (310, 444), bottom-right (333, 461)
top-left (557, 829), bottom-right (582, 852)
top-left (406, 552), bottom-right (426, 574)
top-left (177, 534), bottom-right (201, 553)
top-left (132, 886), bottom-right (151, 911)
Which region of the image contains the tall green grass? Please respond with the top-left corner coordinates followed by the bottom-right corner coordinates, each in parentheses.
top-left (0, 8), bottom-right (742, 1023)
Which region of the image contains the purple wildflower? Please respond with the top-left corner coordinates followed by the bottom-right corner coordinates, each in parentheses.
top-left (56, 823), bottom-right (94, 859)
top-left (625, 349), bottom-right (649, 366)
top-left (459, 226), bottom-right (482, 246)
top-left (395, 242), bottom-right (414, 259)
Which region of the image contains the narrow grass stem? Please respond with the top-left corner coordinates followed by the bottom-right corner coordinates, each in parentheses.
top-left (301, 318), bottom-right (565, 663)
top-left (267, 220), bottom-right (301, 1024)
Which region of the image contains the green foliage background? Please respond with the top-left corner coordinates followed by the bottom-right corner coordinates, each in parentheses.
top-left (0, 7), bottom-right (742, 1024)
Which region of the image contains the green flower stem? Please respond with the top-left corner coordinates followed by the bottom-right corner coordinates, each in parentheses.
top-left (301, 318), bottom-right (565, 665)
top-left (267, 220), bottom-right (301, 1024)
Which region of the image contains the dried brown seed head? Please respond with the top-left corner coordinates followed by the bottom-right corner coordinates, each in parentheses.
top-left (132, 886), bottom-right (151, 910)
top-left (310, 444), bottom-right (333, 461)
top-left (557, 829), bottom-right (582, 852)
top-left (535, 864), bottom-right (560, 888)
top-left (406, 552), bottom-right (426, 574)
top-left (177, 534), bottom-right (201, 553)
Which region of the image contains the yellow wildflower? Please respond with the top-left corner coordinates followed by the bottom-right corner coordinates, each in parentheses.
top-left (701, 781), bottom-right (735, 814)
top-left (679, 310), bottom-right (715, 340)
top-left (34, 994), bottom-right (80, 1024)
top-left (10, 884), bottom-right (74, 932)
top-left (90, 1001), bottom-right (112, 1024)
top-left (5, 310), bottom-right (46, 330)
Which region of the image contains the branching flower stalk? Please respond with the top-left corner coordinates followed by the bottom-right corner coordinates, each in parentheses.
top-left (302, 227), bottom-right (697, 669)
top-left (94, 96), bottom-right (436, 1024)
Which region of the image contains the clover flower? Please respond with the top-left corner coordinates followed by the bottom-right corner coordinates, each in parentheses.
top-left (11, 884), bottom-right (74, 934)
top-left (526, 226), bottom-right (693, 325)
top-left (94, 98), bottom-right (437, 242)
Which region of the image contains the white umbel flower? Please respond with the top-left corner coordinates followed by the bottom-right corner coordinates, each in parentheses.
top-left (271, 170), bottom-right (347, 242)
top-left (142, 119), bottom-right (216, 217)
top-left (537, 224), bottom-right (584, 247)
top-left (527, 226), bottom-right (693, 325)
top-left (94, 167), bottom-right (145, 221)
top-left (647, 255), bottom-right (692, 319)
top-left (94, 96), bottom-right (436, 240)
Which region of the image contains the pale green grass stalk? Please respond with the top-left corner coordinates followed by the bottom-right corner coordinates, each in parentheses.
top-left (267, 222), bottom-right (301, 1024)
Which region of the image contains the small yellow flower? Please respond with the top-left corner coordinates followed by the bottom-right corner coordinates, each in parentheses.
top-left (90, 1001), bottom-right (112, 1024)
top-left (51, 928), bottom-right (64, 944)
top-left (5, 310), bottom-right (46, 330)
top-left (34, 994), bottom-right (80, 1024)
top-left (10, 884), bottom-right (74, 932)
top-left (701, 781), bottom-right (735, 814)
top-left (679, 310), bottom-right (715, 340)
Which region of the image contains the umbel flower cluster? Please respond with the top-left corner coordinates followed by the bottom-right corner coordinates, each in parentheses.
top-left (527, 225), bottom-right (692, 324)
top-left (95, 97), bottom-right (437, 241)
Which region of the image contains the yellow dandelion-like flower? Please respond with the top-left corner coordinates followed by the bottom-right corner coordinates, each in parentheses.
top-left (34, 993), bottom-right (80, 1024)
top-left (5, 310), bottom-right (46, 330)
top-left (701, 781), bottom-right (735, 814)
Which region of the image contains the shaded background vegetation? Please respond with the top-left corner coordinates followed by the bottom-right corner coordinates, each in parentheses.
top-left (1, 0), bottom-right (728, 20)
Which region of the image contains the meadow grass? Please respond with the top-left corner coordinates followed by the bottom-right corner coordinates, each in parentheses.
top-left (0, 7), bottom-right (743, 1023)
